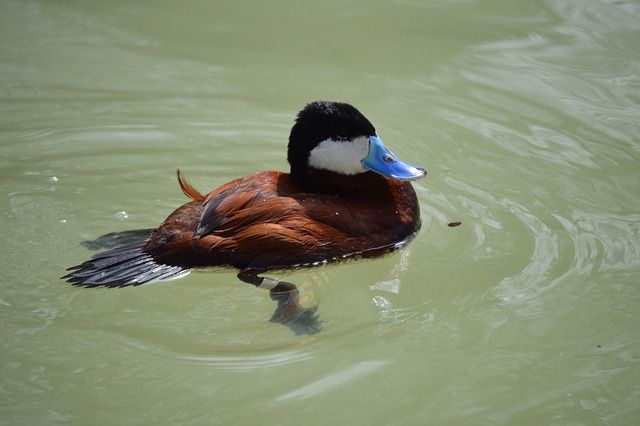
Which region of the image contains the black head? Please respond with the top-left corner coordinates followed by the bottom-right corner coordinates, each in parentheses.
top-left (286, 101), bottom-right (426, 191)
top-left (287, 101), bottom-right (376, 182)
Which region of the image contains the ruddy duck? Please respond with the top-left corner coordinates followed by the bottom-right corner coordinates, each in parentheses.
top-left (64, 101), bottom-right (426, 334)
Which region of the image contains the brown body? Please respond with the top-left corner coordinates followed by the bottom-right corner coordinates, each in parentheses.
top-left (144, 169), bottom-right (421, 272)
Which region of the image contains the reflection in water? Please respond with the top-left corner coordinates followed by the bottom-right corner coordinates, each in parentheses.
top-left (80, 229), bottom-right (156, 250)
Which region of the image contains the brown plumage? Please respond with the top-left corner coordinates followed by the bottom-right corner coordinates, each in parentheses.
top-left (63, 100), bottom-right (425, 292)
top-left (144, 169), bottom-right (420, 273)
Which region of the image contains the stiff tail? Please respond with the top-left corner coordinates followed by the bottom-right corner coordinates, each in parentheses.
top-left (177, 169), bottom-right (206, 201)
top-left (63, 241), bottom-right (187, 288)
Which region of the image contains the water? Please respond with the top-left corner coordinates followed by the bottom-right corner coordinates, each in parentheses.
top-left (2, 0), bottom-right (639, 424)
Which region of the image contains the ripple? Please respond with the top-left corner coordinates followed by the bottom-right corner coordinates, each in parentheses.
top-left (495, 208), bottom-right (640, 308)
top-left (276, 360), bottom-right (388, 401)
top-left (558, 210), bottom-right (640, 271)
top-left (179, 350), bottom-right (314, 372)
top-left (494, 200), bottom-right (560, 304)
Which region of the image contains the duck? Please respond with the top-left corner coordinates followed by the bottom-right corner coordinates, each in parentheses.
top-left (64, 100), bottom-right (426, 334)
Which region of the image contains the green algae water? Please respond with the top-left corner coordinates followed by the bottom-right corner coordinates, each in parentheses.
top-left (2, 0), bottom-right (639, 424)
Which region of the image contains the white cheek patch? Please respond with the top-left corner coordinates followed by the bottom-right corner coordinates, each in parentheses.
top-left (308, 136), bottom-right (370, 175)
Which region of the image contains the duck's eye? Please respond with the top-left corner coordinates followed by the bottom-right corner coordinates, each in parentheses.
top-left (335, 127), bottom-right (349, 140)
top-left (384, 154), bottom-right (394, 163)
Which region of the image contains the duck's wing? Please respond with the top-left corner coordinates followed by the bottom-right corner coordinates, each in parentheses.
top-left (186, 172), bottom-right (362, 270)
top-left (195, 171), bottom-right (300, 238)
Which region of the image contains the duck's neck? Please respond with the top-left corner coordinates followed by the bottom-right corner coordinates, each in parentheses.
top-left (294, 169), bottom-right (393, 198)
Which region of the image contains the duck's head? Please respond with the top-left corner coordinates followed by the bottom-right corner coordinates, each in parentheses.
top-left (287, 101), bottom-right (426, 186)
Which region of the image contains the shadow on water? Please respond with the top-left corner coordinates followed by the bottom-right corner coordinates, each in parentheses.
top-left (80, 229), bottom-right (156, 250)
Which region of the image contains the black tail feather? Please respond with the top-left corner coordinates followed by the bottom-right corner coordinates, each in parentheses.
top-left (63, 241), bottom-right (186, 288)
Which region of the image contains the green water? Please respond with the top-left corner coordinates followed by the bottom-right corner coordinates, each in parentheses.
top-left (2, 0), bottom-right (639, 424)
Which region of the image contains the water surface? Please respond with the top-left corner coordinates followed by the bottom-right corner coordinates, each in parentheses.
top-left (2, 0), bottom-right (639, 424)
